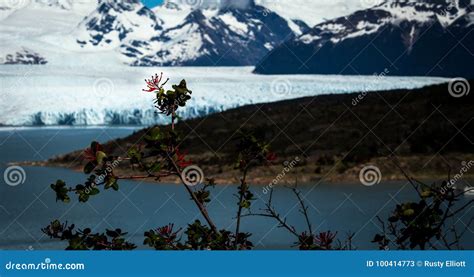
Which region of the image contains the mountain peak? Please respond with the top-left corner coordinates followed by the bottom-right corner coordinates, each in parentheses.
top-left (254, 0), bottom-right (474, 77)
top-left (74, 0), bottom-right (160, 49)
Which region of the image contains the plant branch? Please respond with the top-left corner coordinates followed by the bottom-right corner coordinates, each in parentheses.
top-left (234, 167), bottom-right (248, 248)
top-left (168, 153), bottom-right (219, 234)
top-left (290, 184), bottom-right (313, 234)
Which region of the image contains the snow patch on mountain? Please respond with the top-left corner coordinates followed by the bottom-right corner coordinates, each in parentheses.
top-left (152, 0), bottom-right (194, 29)
top-left (0, 0), bottom-right (376, 67)
top-left (256, 0), bottom-right (367, 27)
top-left (254, 0), bottom-right (474, 77)
top-left (74, 0), bottom-right (161, 50)
top-left (0, 47), bottom-right (47, 64)
top-left (296, 0), bottom-right (472, 45)
top-left (126, 3), bottom-right (302, 66)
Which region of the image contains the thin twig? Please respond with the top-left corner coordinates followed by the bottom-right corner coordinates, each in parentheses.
top-left (290, 185), bottom-right (313, 234)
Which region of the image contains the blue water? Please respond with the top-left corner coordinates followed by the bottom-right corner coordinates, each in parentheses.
top-left (0, 128), bottom-right (472, 250)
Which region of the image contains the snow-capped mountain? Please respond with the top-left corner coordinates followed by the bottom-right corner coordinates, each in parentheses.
top-left (256, 0), bottom-right (367, 27)
top-left (254, 0), bottom-right (474, 78)
top-left (0, 0), bottom-right (98, 64)
top-left (123, 1), bottom-right (306, 66)
top-left (75, 0), bottom-right (161, 49)
top-left (0, 0), bottom-right (309, 66)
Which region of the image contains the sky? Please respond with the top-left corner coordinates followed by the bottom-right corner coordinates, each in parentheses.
top-left (140, 0), bottom-right (367, 26)
top-left (142, 0), bottom-right (164, 8)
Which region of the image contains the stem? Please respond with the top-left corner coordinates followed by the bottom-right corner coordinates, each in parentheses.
top-left (168, 153), bottom-right (219, 234)
top-left (391, 157), bottom-right (423, 198)
top-left (234, 167), bottom-right (248, 248)
top-left (245, 188), bottom-right (299, 238)
top-left (171, 107), bottom-right (176, 131)
top-left (291, 186), bottom-right (313, 234)
top-left (167, 110), bottom-right (218, 233)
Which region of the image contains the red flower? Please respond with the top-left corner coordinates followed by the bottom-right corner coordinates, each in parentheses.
top-left (84, 142), bottom-right (103, 162)
top-left (315, 231), bottom-right (337, 249)
top-left (265, 151), bottom-right (277, 162)
top-left (143, 72), bottom-right (168, 93)
top-left (157, 223), bottom-right (175, 237)
top-left (175, 148), bottom-right (193, 168)
top-left (156, 223), bottom-right (180, 243)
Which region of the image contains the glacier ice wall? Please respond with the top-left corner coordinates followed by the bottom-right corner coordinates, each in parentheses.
top-left (0, 66), bottom-right (448, 126)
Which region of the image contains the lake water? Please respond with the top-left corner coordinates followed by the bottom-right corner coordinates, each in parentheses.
top-left (0, 127), bottom-right (472, 250)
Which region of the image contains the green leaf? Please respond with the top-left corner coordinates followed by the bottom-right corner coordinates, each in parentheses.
top-left (145, 127), bottom-right (162, 141)
top-left (240, 200), bottom-right (251, 209)
top-left (89, 187), bottom-right (100, 196)
top-left (84, 161), bottom-right (97, 174)
top-left (127, 146), bottom-right (142, 162)
top-left (105, 177), bottom-right (117, 190)
top-left (51, 180), bottom-right (71, 203)
top-left (95, 151), bottom-right (107, 164)
top-left (112, 181), bottom-right (119, 191)
top-left (78, 192), bottom-right (89, 202)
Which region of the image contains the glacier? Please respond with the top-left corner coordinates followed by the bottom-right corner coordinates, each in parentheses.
top-left (0, 65), bottom-right (448, 126)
